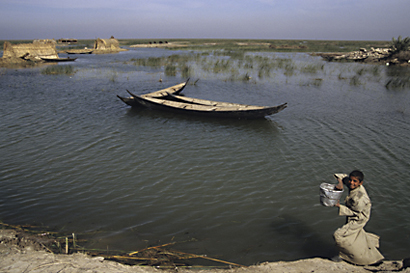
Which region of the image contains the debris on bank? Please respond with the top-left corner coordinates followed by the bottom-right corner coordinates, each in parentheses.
top-left (0, 222), bottom-right (243, 269)
top-left (314, 47), bottom-right (410, 66)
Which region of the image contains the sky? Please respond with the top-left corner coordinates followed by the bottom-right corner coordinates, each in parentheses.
top-left (1, 0), bottom-right (409, 41)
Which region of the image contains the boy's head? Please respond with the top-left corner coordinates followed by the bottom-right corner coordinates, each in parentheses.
top-left (348, 170), bottom-right (364, 190)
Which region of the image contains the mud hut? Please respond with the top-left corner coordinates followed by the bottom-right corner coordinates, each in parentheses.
top-left (94, 37), bottom-right (119, 50)
top-left (92, 36), bottom-right (127, 53)
top-left (2, 41), bottom-right (58, 60)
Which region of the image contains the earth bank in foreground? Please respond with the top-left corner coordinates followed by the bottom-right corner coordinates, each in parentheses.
top-left (1, 229), bottom-right (408, 273)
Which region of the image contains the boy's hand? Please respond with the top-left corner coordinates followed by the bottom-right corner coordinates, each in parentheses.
top-left (334, 200), bottom-right (340, 207)
top-left (335, 178), bottom-right (344, 190)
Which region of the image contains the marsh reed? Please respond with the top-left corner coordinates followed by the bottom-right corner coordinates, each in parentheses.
top-left (121, 45), bottom-right (403, 90)
top-left (41, 65), bottom-right (75, 75)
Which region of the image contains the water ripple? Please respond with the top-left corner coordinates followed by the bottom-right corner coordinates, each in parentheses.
top-left (1, 52), bottom-right (409, 264)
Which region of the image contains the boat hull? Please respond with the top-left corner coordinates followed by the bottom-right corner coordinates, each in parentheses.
top-left (127, 94), bottom-right (287, 119)
top-left (41, 57), bottom-right (77, 62)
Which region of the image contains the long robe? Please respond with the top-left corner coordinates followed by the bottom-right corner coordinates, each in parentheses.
top-left (333, 184), bottom-right (384, 265)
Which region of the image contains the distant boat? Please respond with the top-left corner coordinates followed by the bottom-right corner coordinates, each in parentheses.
top-left (65, 49), bottom-right (94, 54)
top-left (117, 80), bottom-right (287, 119)
top-left (41, 57), bottom-right (77, 62)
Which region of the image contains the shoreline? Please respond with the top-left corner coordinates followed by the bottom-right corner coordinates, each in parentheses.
top-left (1, 228), bottom-right (408, 273)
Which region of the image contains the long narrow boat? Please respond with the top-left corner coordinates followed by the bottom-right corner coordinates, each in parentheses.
top-left (160, 92), bottom-right (263, 107)
top-left (121, 91), bottom-right (287, 119)
top-left (41, 57), bottom-right (77, 62)
top-left (65, 49), bottom-right (94, 54)
top-left (143, 80), bottom-right (189, 98)
top-left (117, 80), bottom-right (189, 106)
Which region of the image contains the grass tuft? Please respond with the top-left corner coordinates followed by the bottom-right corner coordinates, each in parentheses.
top-left (41, 65), bottom-right (75, 75)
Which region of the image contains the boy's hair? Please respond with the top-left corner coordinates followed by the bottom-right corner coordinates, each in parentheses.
top-left (349, 170), bottom-right (364, 182)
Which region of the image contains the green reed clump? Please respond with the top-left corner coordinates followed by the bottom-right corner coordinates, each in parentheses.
top-left (371, 66), bottom-right (381, 76)
top-left (349, 75), bottom-right (361, 86)
top-left (146, 57), bottom-right (163, 67)
top-left (242, 55), bottom-right (254, 69)
top-left (312, 78), bottom-right (323, 86)
top-left (109, 69), bottom-right (118, 82)
top-left (213, 50), bottom-right (246, 60)
top-left (213, 60), bottom-right (231, 73)
top-left (301, 64), bottom-right (323, 74)
top-left (258, 64), bottom-right (271, 79)
top-left (41, 65), bottom-right (75, 75)
top-left (241, 72), bottom-right (252, 81)
top-left (338, 73), bottom-right (347, 80)
top-left (356, 68), bottom-right (365, 76)
top-left (272, 57), bottom-right (293, 69)
top-left (299, 78), bottom-right (323, 87)
top-left (132, 57), bottom-right (163, 67)
top-left (181, 65), bottom-right (192, 78)
top-left (385, 78), bottom-right (410, 89)
top-left (165, 65), bottom-right (177, 76)
top-left (284, 63), bottom-right (296, 76)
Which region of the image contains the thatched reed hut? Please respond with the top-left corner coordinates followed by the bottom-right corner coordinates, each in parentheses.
top-left (94, 37), bottom-right (119, 50)
top-left (92, 36), bottom-right (127, 53)
top-left (2, 41), bottom-right (58, 60)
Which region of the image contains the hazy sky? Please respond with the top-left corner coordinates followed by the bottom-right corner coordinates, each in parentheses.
top-left (1, 0), bottom-right (409, 41)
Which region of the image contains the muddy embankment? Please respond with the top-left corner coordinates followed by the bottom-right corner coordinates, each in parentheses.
top-left (1, 228), bottom-right (410, 273)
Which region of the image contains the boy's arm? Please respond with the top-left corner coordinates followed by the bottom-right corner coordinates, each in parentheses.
top-left (335, 178), bottom-right (344, 190)
top-left (334, 173), bottom-right (347, 190)
top-left (338, 204), bottom-right (356, 216)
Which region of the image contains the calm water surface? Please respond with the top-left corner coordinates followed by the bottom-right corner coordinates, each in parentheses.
top-left (1, 48), bottom-right (409, 265)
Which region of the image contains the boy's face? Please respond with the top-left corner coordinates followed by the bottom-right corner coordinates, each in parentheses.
top-left (348, 176), bottom-right (363, 190)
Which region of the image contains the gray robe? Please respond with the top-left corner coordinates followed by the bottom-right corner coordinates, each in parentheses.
top-left (333, 184), bottom-right (384, 265)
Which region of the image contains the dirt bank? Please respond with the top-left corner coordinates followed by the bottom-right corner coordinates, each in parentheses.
top-left (1, 229), bottom-right (408, 273)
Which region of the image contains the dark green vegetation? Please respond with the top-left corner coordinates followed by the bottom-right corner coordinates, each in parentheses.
top-left (390, 36), bottom-right (410, 53)
top-left (126, 52), bottom-right (303, 80)
top-left (389, 36), bottom-right (410, 65)
top-left (41, 65), bottom-right (75, 75)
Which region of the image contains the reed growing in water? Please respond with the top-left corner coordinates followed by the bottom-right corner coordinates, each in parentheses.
top-left (41, 65), bottom-right (75, 75)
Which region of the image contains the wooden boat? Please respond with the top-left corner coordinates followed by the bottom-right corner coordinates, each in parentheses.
top-left (41, 57), bottom-right (77, 62)
top-left (117, 80), bottom-right (189, 106)
top-left (119, 90), bottom-right (287, 119)
top-left (65, 49), bottom-right (94, 54)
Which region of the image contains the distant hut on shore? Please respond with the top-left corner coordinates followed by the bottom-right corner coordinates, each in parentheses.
top-left (2, 41), bottom-right (58, 60)
top-left (33, 39), bottom-right (56, 45)
top-left (58, 38), bottom-right (78, 44)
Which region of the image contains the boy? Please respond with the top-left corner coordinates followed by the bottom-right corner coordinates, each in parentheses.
top-left (333, 170), bottom-right (384, 265)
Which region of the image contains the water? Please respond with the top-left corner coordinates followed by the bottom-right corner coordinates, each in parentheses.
top-left (1, 48), bottom-right (410, 265)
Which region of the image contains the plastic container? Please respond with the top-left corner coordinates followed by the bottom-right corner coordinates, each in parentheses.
top-left (319, 183), bottom-right (344, 207)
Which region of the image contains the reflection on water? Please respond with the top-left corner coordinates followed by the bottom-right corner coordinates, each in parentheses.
top-left (0, 48), bottom-right (410, 265)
